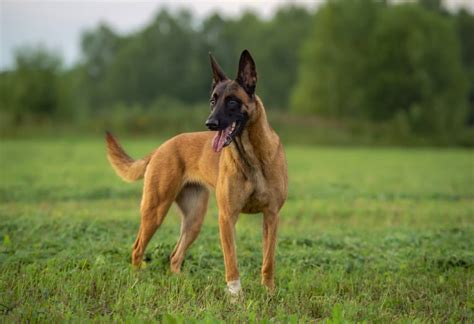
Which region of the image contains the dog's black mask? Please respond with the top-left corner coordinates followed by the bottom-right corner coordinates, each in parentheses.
top-left (206, 50), bottom-right (256, 153)
top-left (206, 92), bottom-right (249, 152)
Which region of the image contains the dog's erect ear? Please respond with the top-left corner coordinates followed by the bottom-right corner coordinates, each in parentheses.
top-left (236, 49), bottom-right (257, 96)
top-left (209, 52), bottom-right (228, 88)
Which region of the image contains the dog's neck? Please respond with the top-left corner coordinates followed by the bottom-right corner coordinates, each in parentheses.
top-left (230, 96), bottom-right (280, 171)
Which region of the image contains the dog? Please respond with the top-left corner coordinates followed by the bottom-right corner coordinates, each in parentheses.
top-left (105, 50), bottom-right (288, 295)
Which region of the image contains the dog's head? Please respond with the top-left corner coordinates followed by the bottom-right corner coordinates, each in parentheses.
top-left (205, 50), bottom-right (258, 153)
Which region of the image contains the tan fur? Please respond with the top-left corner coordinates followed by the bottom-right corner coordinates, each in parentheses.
top-left (106, 131), bottom-right (153, 182)
top-left (106, 91), bottom-right (287, 292)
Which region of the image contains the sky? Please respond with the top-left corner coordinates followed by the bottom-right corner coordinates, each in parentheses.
top-left (1, 0), bottom-right (473, 70)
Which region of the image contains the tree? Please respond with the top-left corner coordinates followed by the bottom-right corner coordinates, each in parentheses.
top-left (365, 4), bottom-right (467, 132)
top-left (74, 8), bottom-right (313, 111)
top-left (418, 0), bottom-right (445, 13)
top-left (80, 23), bottom-right (120, 108)
top-left (258, 6), bottom-right (312, 109)
top-left (291, 0), bottom-right (381, 116)
top-left (291, 0), bottom-right (468, 133)
top-left (455, 9), bottom-right (474, 125)
top-left (104, 10), bottom-right (207, 106)
top-left (2, 46), bottom-right (62, 123)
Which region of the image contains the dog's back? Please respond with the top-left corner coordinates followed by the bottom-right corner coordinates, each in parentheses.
top-left (106, 131), bottom-right (220, 187)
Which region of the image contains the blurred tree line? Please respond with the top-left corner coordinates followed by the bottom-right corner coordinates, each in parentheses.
top-left (292, 0), bottom-right (473, 137)
top-left (1, 0), bottom-right (473, 144)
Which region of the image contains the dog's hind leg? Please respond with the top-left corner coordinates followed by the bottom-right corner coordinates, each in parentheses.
top-left (170, 183), bottom-right (209, 273)
top-left (132, 203), bottom-right (172, 268)
top-left (131, 162), bottom-right (182, 268)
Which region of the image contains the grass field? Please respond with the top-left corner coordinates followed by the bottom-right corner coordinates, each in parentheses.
top-left (0, 137), bottom-right (473, 322)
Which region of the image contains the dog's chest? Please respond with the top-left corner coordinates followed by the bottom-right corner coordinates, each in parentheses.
top-left (241, 171), bottom-right (271, 214)
top-left (242, 191), bottom-right (269, 214)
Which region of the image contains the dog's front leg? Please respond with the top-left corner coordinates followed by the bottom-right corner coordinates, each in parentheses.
top-left (262, 208), bottom-right (279, 291)
top-left (218, 211), bottom-right (241, 295)
top-left (216, 169), bottom-right (251, 296)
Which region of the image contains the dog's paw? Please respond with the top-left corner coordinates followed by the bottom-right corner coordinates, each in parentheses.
top-left (169, 264), bottom-right (181, 274)
top-left (226, 279), bottom-right (243, 303)
top-left (227, 279), bottom-right (241, 295)
top-left (262, 279), bottom-right (275, 293)
top-left (131, 261), bottom-right (147, 271)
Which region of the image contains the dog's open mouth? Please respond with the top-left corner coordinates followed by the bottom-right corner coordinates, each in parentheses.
top-left (212, 121), bottom-right (241, 153)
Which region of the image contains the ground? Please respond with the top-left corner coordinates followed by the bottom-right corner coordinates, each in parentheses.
top-left (0, 137), bottom-right (473, 322)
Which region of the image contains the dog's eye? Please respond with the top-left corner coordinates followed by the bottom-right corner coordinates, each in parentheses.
top-left (210, 99), bottom-right (216, 107)
top-left (227, 100), bottom-right (239, 109)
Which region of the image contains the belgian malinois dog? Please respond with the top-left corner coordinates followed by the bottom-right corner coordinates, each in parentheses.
top-left (106, 50), bottom-right (288, 295)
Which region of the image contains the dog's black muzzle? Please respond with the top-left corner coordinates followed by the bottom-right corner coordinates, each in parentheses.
top-left (205, 117), bottom-right (220, 131)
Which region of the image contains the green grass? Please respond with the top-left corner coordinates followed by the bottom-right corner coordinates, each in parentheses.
top-left (0, 137), bottom-right (473, 322)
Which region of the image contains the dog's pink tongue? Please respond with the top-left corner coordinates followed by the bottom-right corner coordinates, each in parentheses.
top-left (212, 131), bottom-right (225, 153)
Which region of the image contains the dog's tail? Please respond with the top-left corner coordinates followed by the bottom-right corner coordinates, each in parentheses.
top-left (105, 131), bottom-right (152, 182)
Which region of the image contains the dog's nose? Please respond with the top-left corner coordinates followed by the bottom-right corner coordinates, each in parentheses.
top-left (206, 118), bottom-right (219, 130)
